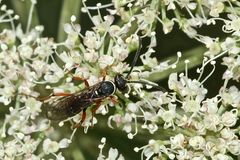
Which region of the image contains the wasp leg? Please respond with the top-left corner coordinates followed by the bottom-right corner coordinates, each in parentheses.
top-left (66, 64), bottom-right (80, 74)
top-left (81, 108), bottom-right (87, 123)
top-left (37, 92), bottom-right (73, 102)
top-left (73, 108), bottom-right (87, 128)
top-left (90, 100), bottom-right (102, 126)
top-left (100, 68), bottom-right (108, 81)
top-left (109, 95), bottom-right (118, 105)
top-left (53, 92), bottom-right (72, 96)
top-left (72, 76), bottom-right (90, 88)
top-left (66, 67), bottom-right (90, 87)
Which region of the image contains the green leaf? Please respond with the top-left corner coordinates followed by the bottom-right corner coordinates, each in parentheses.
top-left (57, 0), bottom-right (82, 42)
top-left (148, 45), bottom-right (206, 81)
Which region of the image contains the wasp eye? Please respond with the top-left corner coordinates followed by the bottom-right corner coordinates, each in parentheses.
top-left (114, 74), bottom-right (127, 91)
top-left (98, 81), bottom-right (115, 96)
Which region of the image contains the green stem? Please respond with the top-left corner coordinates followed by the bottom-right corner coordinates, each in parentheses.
top-left (26, 0), bottom-right (36, 33)
top-left (57, 0), bottom-right (82, 42)
top-left (11, 0), bottom-right (39, 31)
top-left (218, 104), bottom-right (227, 115)
top-left (147, 45), bottom-right (205, 82)
top-left (174, 125), bottom-right (196, 137)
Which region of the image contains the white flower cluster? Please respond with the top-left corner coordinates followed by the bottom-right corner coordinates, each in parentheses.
top-left (0, 3), bottom-right (72, 159)
top-left (0, 0), bottom-right (240, 159)
top-left (105, 0), bottom-right (240, 159)
top-left (97, 137), bottom-right (125, 160)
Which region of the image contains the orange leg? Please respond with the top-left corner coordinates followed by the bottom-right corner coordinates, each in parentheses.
top-left (37, 92), bottom-right (72, 101)
top-left (72, 76), bottom-right (89, 87)
top-left (81, 108), bottom-right (87, 123)
top-left (90, 101), bottom-right (102, 126)
top-left (109, 95), bottom-right (118, 105)
top-left (100, 68), bottom-right (107, 81)
top-left (73, 108), bottom-right (87, 128)
top-left (66, 67), bottom-right (90, 87)
top-left (91, 101), bottom-right (102, 115)
top-left (54, 92), bottom-right (72, 96)
top-left (66, 64), bottom-right (79, 74)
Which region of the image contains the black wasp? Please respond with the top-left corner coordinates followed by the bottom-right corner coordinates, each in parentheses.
top-left (44, 36), bottom-right (164, 123)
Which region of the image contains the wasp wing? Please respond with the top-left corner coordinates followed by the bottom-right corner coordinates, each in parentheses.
top-left (43, 82), bottom-right (108, 120)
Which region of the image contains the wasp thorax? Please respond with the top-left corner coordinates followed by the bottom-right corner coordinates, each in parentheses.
top-left (97, 81), bottom-right (116, 96)
top-left (114, 74), bottom-right (127, 91)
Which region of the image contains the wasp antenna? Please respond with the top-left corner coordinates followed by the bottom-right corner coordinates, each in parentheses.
top-left (125, 36), bottom-right (142, 79)
top-left (127, 80), bottom-right (167, 92)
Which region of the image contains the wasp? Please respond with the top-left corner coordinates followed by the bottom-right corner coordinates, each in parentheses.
top-left (45, 75), bottom-right (126, 121)
top-left (44, 36), bottom-right (165, 124)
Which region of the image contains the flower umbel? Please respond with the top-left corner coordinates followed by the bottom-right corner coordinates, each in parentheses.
top-left (0, 0), bottom-right (240, 159)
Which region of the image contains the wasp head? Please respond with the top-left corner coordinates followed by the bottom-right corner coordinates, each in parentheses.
top-left (114, 74), bottom-right (127, 91)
